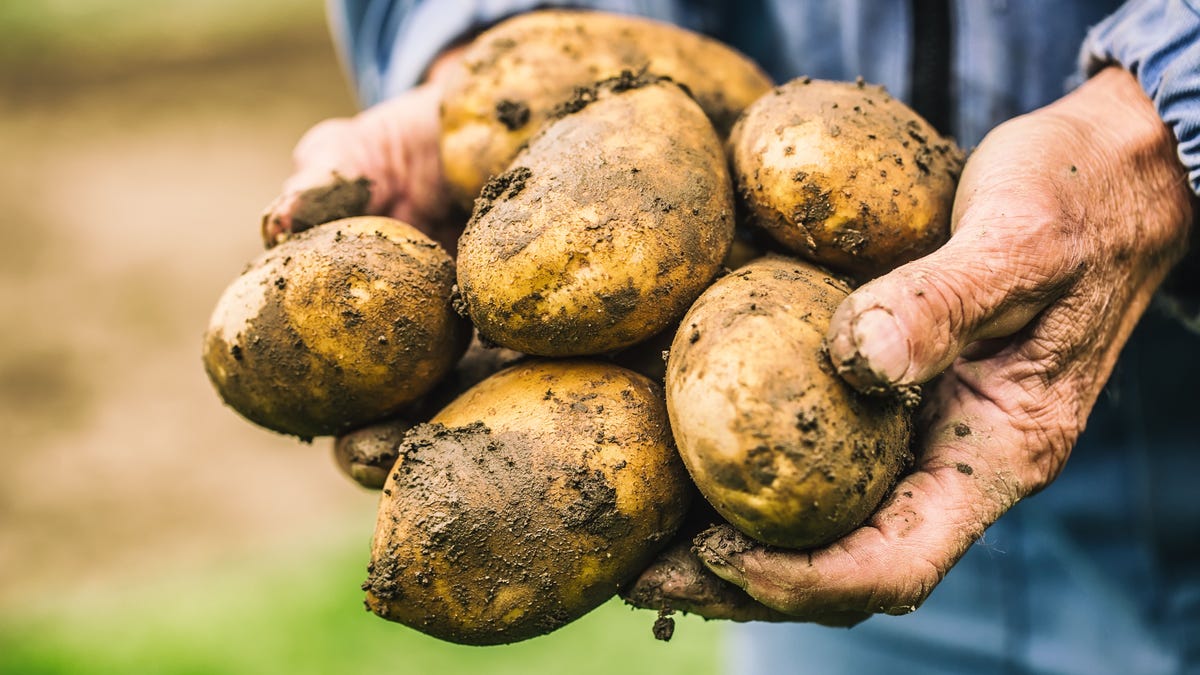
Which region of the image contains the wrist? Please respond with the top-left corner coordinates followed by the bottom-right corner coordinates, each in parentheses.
top-left (1050, 67), bottom-right (1192, 239)
top-left (1052, 68), bottom-right (1182, 174)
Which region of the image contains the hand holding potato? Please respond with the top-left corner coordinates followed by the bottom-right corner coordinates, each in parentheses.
top-left (260, 48), bottom-right (466, 252)
top-left (627, 67), bottom-right (1192, 623)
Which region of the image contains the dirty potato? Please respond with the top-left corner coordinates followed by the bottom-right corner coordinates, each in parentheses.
top-left (364, 360), bottom-right (691, 645)
top-left (456, 73), bottom-right (735, 356)
top-left (665, 256), bottom-right (912, 549)
top-left (440, 8), bottom-right (772, 210)
top-left (203, 216), bottom-right (469, 439)
top-left (332, 337), bottom-right (524, 489)
top-left (730, 78), bottom-right (964, 280)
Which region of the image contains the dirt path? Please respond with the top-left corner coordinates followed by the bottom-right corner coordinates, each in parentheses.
top-left (0, 37), bottom-right (383, 608)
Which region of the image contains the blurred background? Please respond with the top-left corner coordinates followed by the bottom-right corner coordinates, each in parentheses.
top-left (0, 2), bottom-right (723, 672)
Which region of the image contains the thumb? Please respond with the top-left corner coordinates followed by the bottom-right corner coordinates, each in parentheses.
top-left (825, 211), bottom-right (1078, 391)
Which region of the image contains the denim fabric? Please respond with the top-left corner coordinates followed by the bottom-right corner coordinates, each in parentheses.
top-left (1082, 0), bottom-right (1200, 193)
top-left (327, 1), bottom-right (1200, 671)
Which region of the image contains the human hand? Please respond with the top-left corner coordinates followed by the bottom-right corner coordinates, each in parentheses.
top-left (261, 48), bottom-right (466, 252)
top-left (627, 66), bottom-right (1193, 623)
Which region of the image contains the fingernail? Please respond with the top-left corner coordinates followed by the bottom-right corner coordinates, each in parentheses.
top-left (694, 534), bottom-right (746, 589)
top-left (851, 308), bottom-right (911, 384)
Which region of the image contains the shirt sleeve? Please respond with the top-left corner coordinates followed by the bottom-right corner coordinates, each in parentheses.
top-left (326, 0), bottom-right (682, 108)
top-left (1081, 0), bottom-right (1200, 330)
top-left (1080, 0), bottom-right (1200, 196)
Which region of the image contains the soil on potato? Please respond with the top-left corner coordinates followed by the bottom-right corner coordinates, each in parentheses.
top-left (494, 98), bottom-right (531, 130)
top-left (365, 419), bottom-right (634, 644)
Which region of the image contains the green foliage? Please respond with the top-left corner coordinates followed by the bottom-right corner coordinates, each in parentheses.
top-left (0, 526), bottom-right (723, 675)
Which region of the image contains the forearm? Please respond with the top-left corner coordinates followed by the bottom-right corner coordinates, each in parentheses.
top-left (1081, 1), bottom-right (1200, 322)
top-left (1082, 0), bottom-right (1200, 193)
top-left (1044, 67), bottom-right (1191, 245)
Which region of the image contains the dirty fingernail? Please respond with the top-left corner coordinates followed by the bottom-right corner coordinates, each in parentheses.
top-left (851, 308), bottom-right (911, 384)
top-left (694, 533), bottom-right (747, 588)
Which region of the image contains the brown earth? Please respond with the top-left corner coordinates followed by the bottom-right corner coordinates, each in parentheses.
top-left (0, 27), bottom-right (378, 609)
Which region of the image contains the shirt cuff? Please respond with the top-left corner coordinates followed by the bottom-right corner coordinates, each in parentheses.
top-left (1080, 0), bottom-right (1200, 196)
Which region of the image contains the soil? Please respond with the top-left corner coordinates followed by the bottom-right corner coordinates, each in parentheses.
top-left (470, 165), bottom-right (532, 220)
top-left (280, 175), bottom-right (371, 240)
top-left (549, 69), bottom-right (678, 120)
top-left (0, 31), bottom-right (374, 610)
top-left (494, 98), bottom-right (530, 131)
top-left (364, 415), bottom-right (634, 644)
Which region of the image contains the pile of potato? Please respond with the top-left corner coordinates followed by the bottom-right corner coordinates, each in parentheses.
top-left (202, 10), bottom-right (963, 645)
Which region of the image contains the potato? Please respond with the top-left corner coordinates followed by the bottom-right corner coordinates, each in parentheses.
top-left (202, 216), bottom-right (469, 439)
top-left (332, 336), bottom-right (524, 489)
top-left (730, 78), bottom-right (964, 280)
top-left (456, 74), bottom-right (735, 356)
top-left (441, 9), bottom-right (773, 210)
top-left (364, 360), bottom-right (691, 645)
top-left (665, 256), bottom-right (912, 549)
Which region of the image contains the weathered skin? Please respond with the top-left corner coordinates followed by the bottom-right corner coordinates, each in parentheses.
top-left (457, 75), bottom-right (735, 356)
top-left (260, 44), bottom-right (471, 252)
top-left (364, 360), bottom-right (691, 645)
top-left (631, 69), bottom-right (1192, 625)
top-left (203, 216), bottom-right (469, 438)
top-left (440, 9), bottom-right (772, 210)
top-left (665, 255), bottom-right (912, 549)
top-left (730, 78), bottom-right (964, 280)
top-left (620, 500), bottom-right (797, 626)
top-left (333, 417), bottom-right (412, 490)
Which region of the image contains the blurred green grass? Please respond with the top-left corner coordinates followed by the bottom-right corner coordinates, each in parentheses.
top-left (0, 518), bottom-right (723, 675)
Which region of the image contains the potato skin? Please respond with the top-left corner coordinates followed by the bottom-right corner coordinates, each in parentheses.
top-left (457, 76), bottom-right (735, 356)
top-left (441, 9), bottom-right (772, 210)
top-left (202, 216), bottom-right (469, 439)
top-left (730, 79), bottom-right (964, 280)
top-left (364, 360), bottom-right (691, 645)
top-left (665, 256), bottom-right (912, 549)
top-left (332, 337), bottom-right (524, 489)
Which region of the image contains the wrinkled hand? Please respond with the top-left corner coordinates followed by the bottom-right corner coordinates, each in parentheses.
top-left (627, 67), bottom-right (1193, 623)
top-left (261, 49), bottom-right (466, 252)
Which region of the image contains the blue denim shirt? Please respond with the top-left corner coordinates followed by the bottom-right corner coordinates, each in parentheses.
top-left (328, 2), bottom-right (1200, 672)
top-left (329, 0), bottom-right (1200, 192)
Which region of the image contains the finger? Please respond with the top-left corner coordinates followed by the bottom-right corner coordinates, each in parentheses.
top-left (621, 538), bottom-right (794, 622)
top-left (262, 84), bottom-right (448, 247)
top-left (825, 192), bottom-right (1082, 392)
top-left (807, 610), bottom-right (872, 628)
top-left (261, 174), bottom-right (371, 247)
top-left (693, 393), bottom-right (1022, 618)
